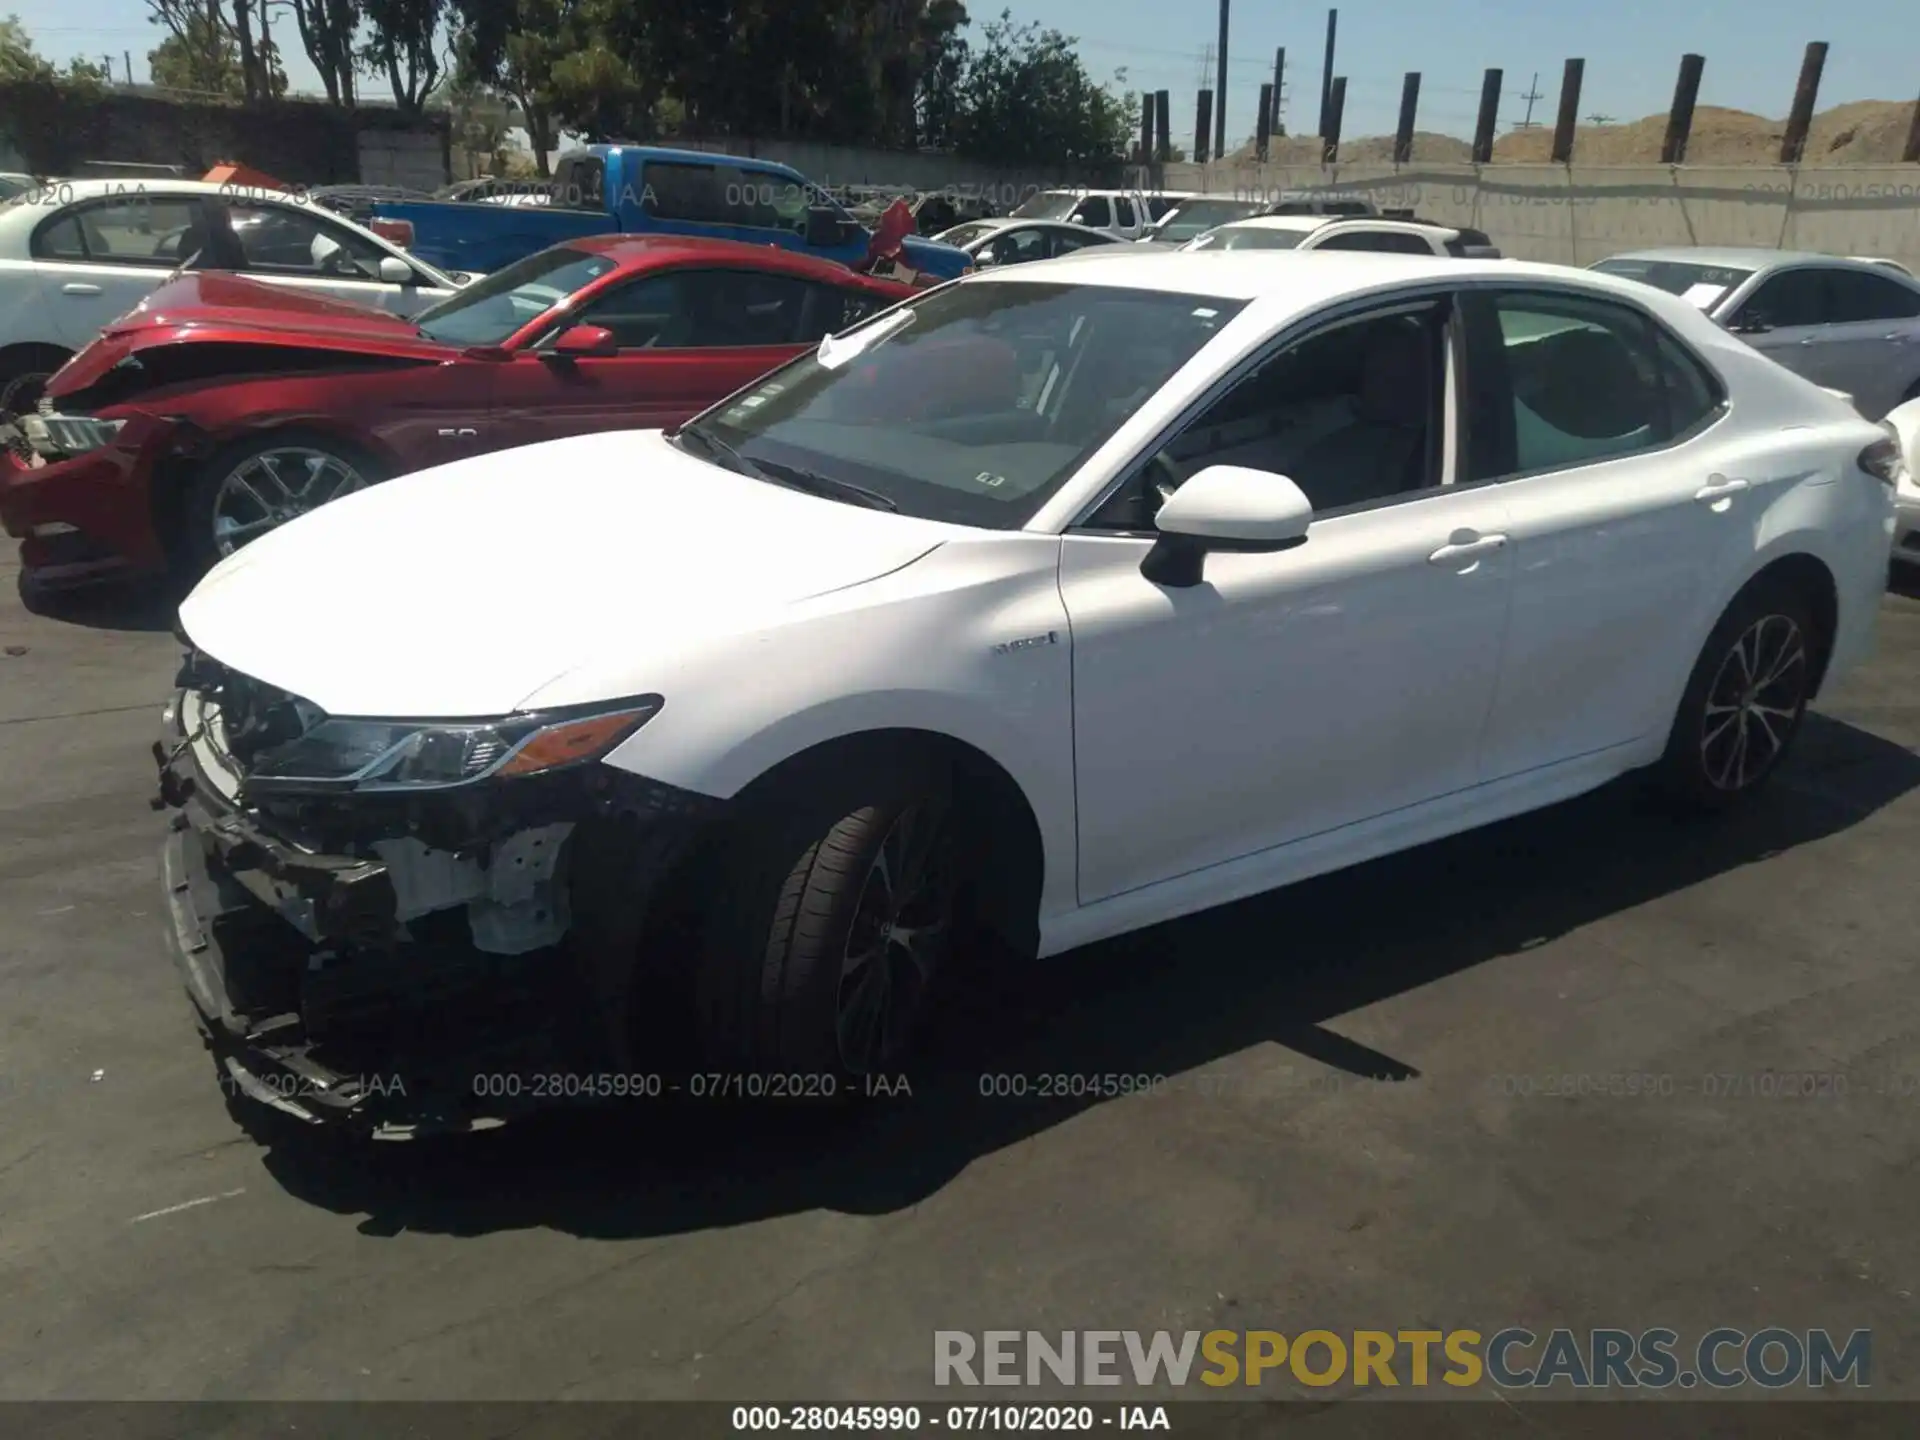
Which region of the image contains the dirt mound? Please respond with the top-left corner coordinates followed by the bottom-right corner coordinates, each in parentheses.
top-left (1225, 99), bottom-right (1916, 166)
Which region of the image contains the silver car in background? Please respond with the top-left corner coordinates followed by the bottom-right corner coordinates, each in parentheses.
top-left (1590, 248), bottom-right (1920, 420)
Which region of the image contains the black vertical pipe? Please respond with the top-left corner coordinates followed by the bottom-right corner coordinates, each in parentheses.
top-left (1393, 72), bottom-right (1421, 163)
top-left (1322, 75), bottom-right (1346, 164)
top-left (1154, 90), bottom-right (1171, 162)
top-left (1780, 42), bottom-right (1828, 163)
top-left (1472, 68), bottom-right (1502, 163)
top-left (1272, 47), bottom-right (1286, 135)
top-left (1140, 94), bottom-right (1153, 161)
top-left (1215, 0), bottom-right (1230, 161)
top-left (1196, 90), bottom-right (1213, 164)
top-left (1319, 9), bottom-right (1337, 137)
top-left (1256, 82), bottom-right (1273, 161)
top-left (1905, 92), bottom-right (1920, 163)
top-left (1661, 53), bottom-right (1705, 164)
top-left (1551, 58), bottom-right (1584, 162)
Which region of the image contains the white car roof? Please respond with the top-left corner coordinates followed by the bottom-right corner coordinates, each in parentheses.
top-left (969, 248), bottom-right (1722, 326)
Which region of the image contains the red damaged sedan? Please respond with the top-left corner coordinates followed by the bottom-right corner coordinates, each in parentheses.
top-left (0, 235), bottom-right (915, 590)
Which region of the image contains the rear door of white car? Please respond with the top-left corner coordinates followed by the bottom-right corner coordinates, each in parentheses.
top-left (1060, 291), bottom-right (1515, 903)
top-left (1456, 284), bottom-right (1749, 780)
top-left (222, 199), bottom-right (452, 315)
top-left (29, 192), bottom-right (209, 349)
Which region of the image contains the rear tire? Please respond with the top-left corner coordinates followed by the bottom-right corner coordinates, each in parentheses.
top-left (694, 753), bottom-right (961, 1076)
top-left (1653, 579), bottom-right (1821, 811)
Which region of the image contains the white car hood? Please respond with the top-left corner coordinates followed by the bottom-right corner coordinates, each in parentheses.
top-left (178, 429), bottom-right (956, 717)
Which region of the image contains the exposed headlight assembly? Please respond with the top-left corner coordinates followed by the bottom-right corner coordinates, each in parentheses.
top-left (24, 413), bottom-right (125, 459)
top-left (240, 698), bottom-right (663, 795)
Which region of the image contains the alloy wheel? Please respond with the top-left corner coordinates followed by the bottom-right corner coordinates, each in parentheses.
top-left (835, 800), bottom-right (956, 1073)
top-left (1700, 612), bottom-right (1808, 792)
top-left (0, 369), bottom-right (52, 421)
top-left (212, 447), bottom-right (368, 556)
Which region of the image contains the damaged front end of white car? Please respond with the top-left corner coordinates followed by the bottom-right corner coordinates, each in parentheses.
top-left (152, 649), bottom-right (715, 1139)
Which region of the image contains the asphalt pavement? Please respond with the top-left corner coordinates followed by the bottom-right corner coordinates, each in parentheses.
top-left (2, 553), bottom-right (1918, 1404)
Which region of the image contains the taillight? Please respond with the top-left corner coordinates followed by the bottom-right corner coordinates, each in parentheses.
top-left (370, 217), bottom-right (414, 248)
top-left (1859, 431), bottom-right (1905, 487)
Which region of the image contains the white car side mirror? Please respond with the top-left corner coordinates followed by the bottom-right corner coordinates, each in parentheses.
top-left (378, 255), bottom-right (416, 285)
top-left (1143, 464), bottom-right (1313, 587)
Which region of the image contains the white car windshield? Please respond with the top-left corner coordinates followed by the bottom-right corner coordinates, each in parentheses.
top-left (1184, 224), bottom-right (1309, 252)
top-left (413, 245), bottom-right (617, 345)
top-left (686, 280), bottom-right (1246, 528)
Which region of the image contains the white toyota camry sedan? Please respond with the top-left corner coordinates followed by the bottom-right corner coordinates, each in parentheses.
top-left (155, 249), bottom-right (1901, 1136)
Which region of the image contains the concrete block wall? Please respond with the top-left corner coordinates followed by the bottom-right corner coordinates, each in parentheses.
top-left (357, 127), bottom-right (449, 190)
top-left (1154, 162), bottom-right (1920, 270)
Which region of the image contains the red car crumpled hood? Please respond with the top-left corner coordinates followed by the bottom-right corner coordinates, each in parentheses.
top-left (48, 272), bottom-right (450, 401)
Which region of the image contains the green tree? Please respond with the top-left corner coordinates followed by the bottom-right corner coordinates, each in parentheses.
top-left (287, 0), bottom-right (360, 105)
top-left (0, 14), bottom-right (111, 88)
top-left (359, 0), bottom-right (447, 116)
top-left (950, 11), bottom-right (1133, 166)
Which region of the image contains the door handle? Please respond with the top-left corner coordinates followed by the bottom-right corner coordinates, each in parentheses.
top-left (1428, 533), bottom-right (1509, 566)
top-left (60, 282), bottom-right (102, 296)
top-left (437, 427), bottom-right (477, 438)
top-left (1694, 475), bottom-right (1750, 503)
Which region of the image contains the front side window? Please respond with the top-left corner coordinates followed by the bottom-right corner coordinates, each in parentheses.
top-left (1070, 196), bottom-right (1113, 229)
top-left (226, 202), bottom-right (388, 278)
top-left (1113, 197), bottom-right (1137, 228)
top-left (692, 280), bottom-right (1245, 528)
top-left (571, 268), bottom-right (813, 349)
top-left (1462, 290), bottom-right (1721, 481)
top-left (1730, 269), bottom-right (1832, 330)
top-left (1087, 303), bottom-right (1447, 530)
top-left (413, 245), bottom-right (618, 346)
top-left (33, 195), bottom-right (204, 266)
top-left (981, 228), bottom-right (1049, 267)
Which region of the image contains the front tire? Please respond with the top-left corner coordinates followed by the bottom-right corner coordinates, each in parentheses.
top-left (695, 756), bottom-right (961, 1075)
top-left (1654, 579), bottom-right (1821, 810)
top-left (179, 432), bottom-right (379, 581)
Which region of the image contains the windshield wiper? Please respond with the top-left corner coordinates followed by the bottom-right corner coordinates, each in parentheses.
top-left (754, 458), bottom-right (898, 512)
top-left (674, 425), bottom-right (896, 511)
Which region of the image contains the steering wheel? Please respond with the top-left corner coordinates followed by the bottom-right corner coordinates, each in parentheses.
top-left (1147, 452), bottom-right (1188, 510)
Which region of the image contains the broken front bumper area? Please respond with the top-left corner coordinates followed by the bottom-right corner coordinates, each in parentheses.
top-left (154, 690), bottom-right (719, 1139)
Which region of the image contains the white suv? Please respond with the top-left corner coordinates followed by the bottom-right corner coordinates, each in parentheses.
top-left (1008, 189), bottom-right (1191, 240)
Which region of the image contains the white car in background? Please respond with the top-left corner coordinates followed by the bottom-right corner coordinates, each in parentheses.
top-left (159, 249), bottom-right (1897, 1134)
top-left (1887, 396), bottom-right (1920, 567)
top-left (1008, 188), bottom-right (1190, 240)
top-left (1589, 248), bottom-right (1920, 421)
top-left (0, 178), bottom-right (465, 414)
top-left (1182, 214), bottom-right (1500, 258)
top-left (931, 217), bottom-right (1118, 268)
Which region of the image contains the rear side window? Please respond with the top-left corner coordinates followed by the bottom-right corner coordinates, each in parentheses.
top-left (552, 156), bottom-right (605, 211)
top-left (641, 162), bottom-right (727, 224)
top-left (1826, 269), bottom-right (1920, 322)
top-left (33, 195), bottom-right (205, 265)
top-left (1463, 290), bottom-right (1724, 481)
top-left (1314, 230), bottom-right (1434, 254)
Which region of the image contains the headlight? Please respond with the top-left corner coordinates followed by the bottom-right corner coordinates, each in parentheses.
top-left (25, 413), bottom-right (125, 458)
top-left (241, 699), bottom-right (662, 794)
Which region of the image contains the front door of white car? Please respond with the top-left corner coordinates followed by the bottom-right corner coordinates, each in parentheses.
top-left (1059, 297), bottom-right (1516, 904)
top-left (1456, 287), bottom-right (1748, 780)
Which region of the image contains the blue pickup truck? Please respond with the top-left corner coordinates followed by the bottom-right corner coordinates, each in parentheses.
top-left (370, 144), bottom-right (973, 281)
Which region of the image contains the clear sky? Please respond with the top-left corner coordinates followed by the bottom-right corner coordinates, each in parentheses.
top-left (13, 0), bottom-right (1916, 145)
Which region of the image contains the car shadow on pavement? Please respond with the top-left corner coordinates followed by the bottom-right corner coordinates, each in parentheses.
top-left (254, 713), bottom-right (1920, 1241)
top-left (16, 574), bottom-right (181, 633)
